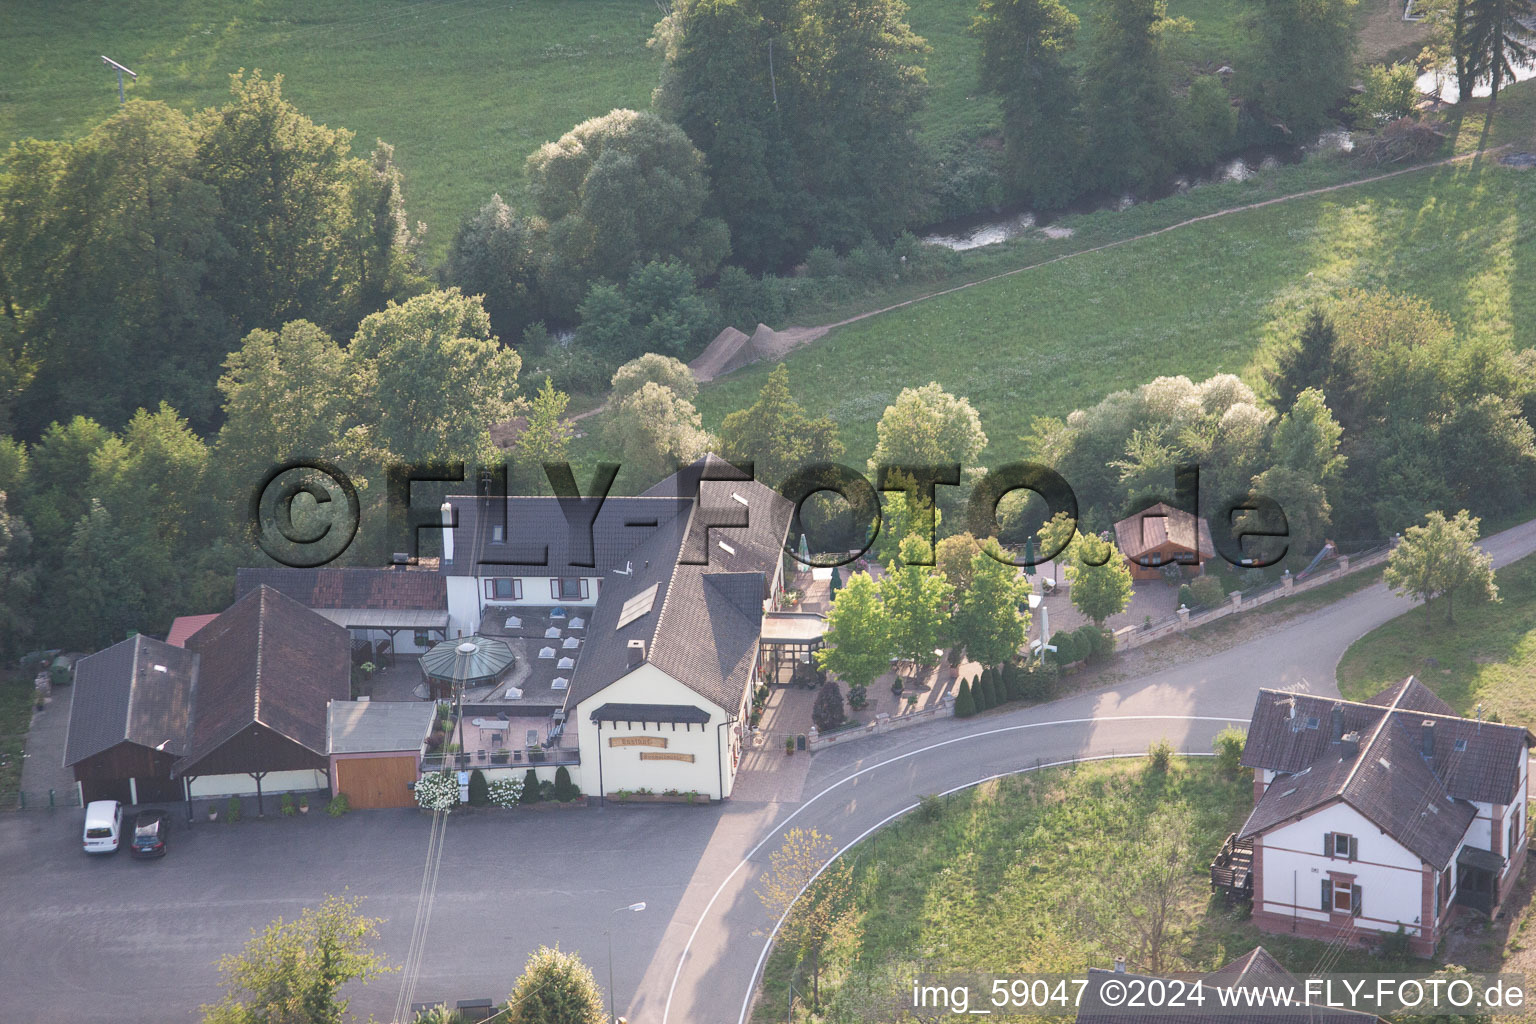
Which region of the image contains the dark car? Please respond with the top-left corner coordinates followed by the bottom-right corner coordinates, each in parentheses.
top-left (129, 810), bottom-right (170, 859)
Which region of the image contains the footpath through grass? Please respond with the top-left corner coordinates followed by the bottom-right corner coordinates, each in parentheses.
top-left (696, 141), bottom-right (1536, 468)
top-left (754, 758), bottom-right (1411, 1023)
top-left (1338, 553), bottom-right (1536, 723)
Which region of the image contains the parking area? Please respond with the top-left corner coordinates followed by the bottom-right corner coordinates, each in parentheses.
top-left (0, 798), bottom-right (708, 1024)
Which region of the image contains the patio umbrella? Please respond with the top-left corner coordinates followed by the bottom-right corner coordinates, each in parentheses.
top-left (419, 635), bottom-right (515, 696)
top-left (798, 532), bottom-right (812, 566)
top-left (1023, 536), bottom-right (1037, 576)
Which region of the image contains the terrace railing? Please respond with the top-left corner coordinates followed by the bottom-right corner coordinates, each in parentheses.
top-left (421, 746), bottom-right (580, 773)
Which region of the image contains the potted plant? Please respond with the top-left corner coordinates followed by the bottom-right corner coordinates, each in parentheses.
top-left (785, 736), bottom-right (795, 756)
top-left (298, 796), bottom-right (310, 815)
top-left (208, 805), bottom-right (218, 822)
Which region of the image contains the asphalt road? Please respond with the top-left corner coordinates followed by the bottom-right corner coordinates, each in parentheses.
top-left (3, 518), bottom-right (1533, 1024)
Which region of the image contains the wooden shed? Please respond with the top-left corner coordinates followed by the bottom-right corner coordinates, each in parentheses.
top-left (1113, 502), bottom-right (1215, 581)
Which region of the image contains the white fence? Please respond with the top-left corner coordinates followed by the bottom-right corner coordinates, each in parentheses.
top-left (1113, 544), bottom-right (1393, 653)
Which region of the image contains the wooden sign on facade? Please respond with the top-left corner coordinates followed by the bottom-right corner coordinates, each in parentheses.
top-left (639, 751), bottom-right (695, 763)
top-left (609, 736), bottom-right (667, 749)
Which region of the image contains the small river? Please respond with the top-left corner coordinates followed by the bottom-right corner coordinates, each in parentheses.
top-left (920, 130), bottom-right (1353, 251)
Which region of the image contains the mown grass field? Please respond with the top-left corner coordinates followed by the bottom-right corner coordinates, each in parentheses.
top-left (2, 0), bottom-right (1391, 265)
top-left (1338, 553), bottom-right (1536, 723)
top-left (753, 758), bottom-right (1405, 1022)
top-left (1, 0), bottom-right (665, 263)
top-left (694, 149), bottom-right (1536, 469)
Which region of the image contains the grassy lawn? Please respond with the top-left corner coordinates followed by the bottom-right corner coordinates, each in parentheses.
top-left (1337, 553), bottom-right (1536, 723)
top-left (694, 150), bottom-right (1536, 470)
top-left (5, 0), bottom-right (1477, 270)
top-left (0, 670), bottom-right (35, 802)
top-left (1, 0), bottom-right (666, 263)
top-left (755, 758), bottom-right (1407, 1022)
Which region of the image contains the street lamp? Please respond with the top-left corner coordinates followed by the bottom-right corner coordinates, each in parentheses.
top-left (606, 902), bottom-right (646, 1024)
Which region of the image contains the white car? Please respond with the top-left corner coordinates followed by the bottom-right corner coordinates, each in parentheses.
top-left (82, 800), bottom-right (123, 854)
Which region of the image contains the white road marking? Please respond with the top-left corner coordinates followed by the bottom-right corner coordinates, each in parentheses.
top-left (658, 713), bottom-right (1245, 1024)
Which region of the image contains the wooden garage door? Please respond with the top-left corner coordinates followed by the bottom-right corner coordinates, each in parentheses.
top-left (335, 756), bottom-right (419, 809)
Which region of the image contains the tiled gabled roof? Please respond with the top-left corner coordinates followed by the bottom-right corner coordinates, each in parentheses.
top-left (1113, 501), bottom-right (1214, 561)
top-left (1242, 679), bottom-right (1531, 806)
top-left (566, 456), bottom-right (794, 713)
top-left (235, 567), bottom-right (446, 611)
top-left (1239, 678), bottom-right (1529, 867)
top-left (63, 635), bottom-right (197, 767)
top-left (442, 493), bottom-right (692, 577)
top-left (178, 586), bottom-right (350, 773)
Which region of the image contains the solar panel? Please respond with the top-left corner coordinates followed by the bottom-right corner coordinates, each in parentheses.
top-left (617, 583), bottom-right (660, 629)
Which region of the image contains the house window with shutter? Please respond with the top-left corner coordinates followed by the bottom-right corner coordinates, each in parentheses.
top-left (1326, 832), bottom-right (1357, 860)
top-left (486, 578), bottom-right (520, 600)
top-left (553, 577), bottom-right (587, 601)
top-left (1324, 879), bottom-right (1361, 915)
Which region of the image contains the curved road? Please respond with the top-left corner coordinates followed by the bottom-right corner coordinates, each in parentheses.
top-left (641, 518), bottom-right (1536, 1024)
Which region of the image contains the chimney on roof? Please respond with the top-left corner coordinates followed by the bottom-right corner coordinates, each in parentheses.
top-left (441, 501), bottom-right (454, 564)
top-left (392, 552), bottom-right (409, 570)
top-left (1113, 956), bottom-right (1127, 974)
top-left (1331, 702), bottom-right (1344, 742)
top-left (1421, 720), bottom-right (1435, 761)
top-left (1339, 730), bottom-right (1361, 758)
top-left (626, 639), bottom-right (646, 668)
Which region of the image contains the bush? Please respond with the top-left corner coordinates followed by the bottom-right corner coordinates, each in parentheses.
top-left (1177, 583), bottom-right (1194, 610)
top-left (468, 769), bottom-right (489, 807)
top-left (1214, 726), bottom-right (1249, 778)
top-left (843, 244), bottom-right (898, 286)
top-left (416, 771), bottom-right (461, 811)
top-left (812, 680), bottom-right (846, 732)
top-left (327, 793), bottom-right (351, 817)
top-left (553, 766), bottom-right (579, 802)
top-left (1146, 738), bottom-right (1175, 776)
top-left (225, 797), bottom-right (242, 823)
top-left (1189, 575), bottom-right (1226, 610)
top-left (1076, 625), bottom-right (1112, 663)
top-left (954, 678), bottom-right (976, 717)
top-left (539, 780), bottom-right (557, 801)
top-left (804, 246), bottom-right (842, 280)
top-left (488, 777), bottom-right (525, 807)
top-left (520, 769), bottom-right (541, 804)
top-left (1020, 662), bottom-right (1056, 701)
top-left (1048, 630), bottom-right (1083, 666)
top-left (280, 794), bottom-right (296, 817)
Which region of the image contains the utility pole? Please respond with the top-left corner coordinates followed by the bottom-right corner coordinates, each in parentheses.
top-left (100, 56), bottom-right (137, 105)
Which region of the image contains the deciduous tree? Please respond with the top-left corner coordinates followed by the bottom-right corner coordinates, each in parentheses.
top-left (719, 364), bottom-right (843, 488)
top-left (201, 894), bottom-right (394, 1024)
top-left (601, 382), bottom-right (714, 490)
top-left (880, 534), bottom-right (954, 666)
top-left (954, 541), bottom-right (1031, 666)
top-left (505, 946), bottom-right (607, 1024)
top-left (347, 289), bottom-right (520, 464)
top-left (1067, 532), bottom-right (1134, 626)
top-left (754, 828), bottom-right (858, 1012)
top-left (973, 0), bottom-right (1083, 206)
top-left (816, 571), bottom-right (891, 692)
top-left (1385, 509), bottom-right (1498, 625)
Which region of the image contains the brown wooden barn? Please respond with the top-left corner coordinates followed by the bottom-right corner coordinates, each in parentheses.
top-left (63, 635), bottom-right (197, 805)
top-left (62, 585), bottom-right (351, 813)
top-left (175, 585), bottom-right (351, 813)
